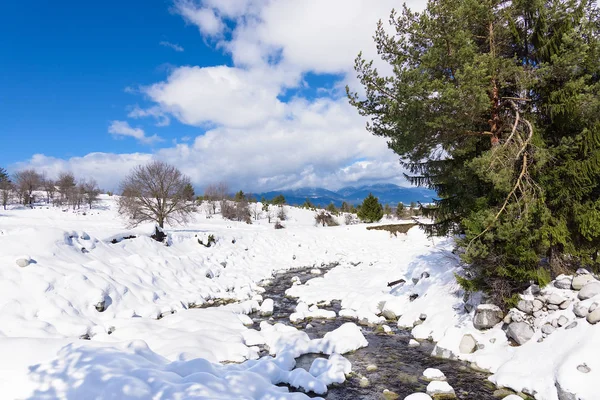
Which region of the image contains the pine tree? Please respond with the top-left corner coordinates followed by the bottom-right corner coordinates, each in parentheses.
top-left (182, 183), bottom-right (195, 202)
top-left (357, 193), bottom-right (383, 223)
top-left (396, 202), bottom-right (405, 219)
top-left (271, 194), bottom-right (286, 205)
top-left (326, 202), bottom-right (338, 215)
top-left (383, 204), bottom-right (392, 218)
top-left (349, 0), bottom-right (600, 303)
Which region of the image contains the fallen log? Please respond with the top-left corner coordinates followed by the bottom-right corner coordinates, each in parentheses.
top-left (387, 278), bottom-right (406, 287)
top-left (366, 223), bottom-right (417, 236)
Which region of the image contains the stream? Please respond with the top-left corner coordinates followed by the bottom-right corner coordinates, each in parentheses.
top-left (249, 267), bottom-right (497, 399)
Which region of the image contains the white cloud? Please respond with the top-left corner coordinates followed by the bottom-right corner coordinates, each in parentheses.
top-left (142, 66), bottom-right (289, 128)
top-left (173, 0), bottom-right (225, 36)
top-left (13, 153), bottom-right (152, 191)
top-left (127, 106), bottom-right (171, 127)
top-left (108, 121), bottom-right (163, 145)
top-left (159, 41), bottom-right (185, 52)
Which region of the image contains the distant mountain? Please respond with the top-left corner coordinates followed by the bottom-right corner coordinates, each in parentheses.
top-left (255, 184), bottom-right (436, 207)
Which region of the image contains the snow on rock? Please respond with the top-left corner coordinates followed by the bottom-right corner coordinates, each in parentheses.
top-left (426, 381), bottom-right (456, 398)
top-left (572, 275), bottom-right (596, 290)
top-left (290, 302), bottom-right (336, 323)
top-left (578, 282), bottom-right (600, 300)
top-left (308, 353), bottom-right (352, 385)
top-left (422, 368), bottom-right (446, 381)
top-left (260, 298), bottom-right (274, 316)
top-left (473, 304), bottom-right (503, 330)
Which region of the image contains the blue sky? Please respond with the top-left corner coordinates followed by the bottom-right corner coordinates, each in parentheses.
top-left (1, 0), bottom-right (425, 191)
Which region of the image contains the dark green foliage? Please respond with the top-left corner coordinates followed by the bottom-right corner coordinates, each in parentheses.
top-left (301, 198), bottom-right (315, 209)
top-left (198, 234), bottom-right (216, 247)
top-left (271, 194), bottom-right (286, 205)
top-left (349, 0), bottom-right (600, 304)
top-left (326, 202), bottom-right (338, 215)
top-left (0, 168), bottom-right (8, 183)
top-left (234, 190), bottom-right (245, 202)
top-left (357, 193), bottom-right (384, 223)
top-left (340, 201), bottom-right (351, 213)
top-left (182, 183), bottom-right (195, 202)
top-left (383, 204), bottom-right (392, 218)
top-left (396, 202), bottom-right (405, 219)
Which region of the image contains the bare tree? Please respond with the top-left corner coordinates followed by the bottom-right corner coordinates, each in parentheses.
top-left (251, 202), bottom-right (262, 220)
top-left (14, 169), bottom-right (42, 207)
top-left (118, 160), bottom-right (196, 228)
top-left (204, 182), bottom-right (229, 214)
top-left (80, 178), bottom-right (100, 209)
top-left (41, 177), bottom-right (57, 205)
top-left (57, 172), bottom-right (77, 207)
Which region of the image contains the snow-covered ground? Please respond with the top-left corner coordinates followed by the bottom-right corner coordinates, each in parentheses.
top-left (0, 195), bottom-right (598, 399)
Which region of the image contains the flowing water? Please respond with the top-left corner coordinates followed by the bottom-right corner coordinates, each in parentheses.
top-left (250, 267), bottom-right (497, 399)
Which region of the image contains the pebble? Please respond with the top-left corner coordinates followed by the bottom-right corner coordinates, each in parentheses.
top-left (565, 321), bottom-right (578, 330)
top-left (359, 377), bottom-right (370, 387)
top-left (577, 364), bottom-right (591, 373)
top-left (366, 364), bottom-right (378, 372)
top-left (408, 339), bottom-right (420, 347)
top-left (422, 368), bottom-right (446, 381)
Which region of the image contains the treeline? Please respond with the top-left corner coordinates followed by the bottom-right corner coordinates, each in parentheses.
top-left (0, 167), bottom-right (100, 210)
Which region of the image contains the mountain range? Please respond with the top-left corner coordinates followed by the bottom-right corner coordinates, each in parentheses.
top-left (255, 183), bottom-right (436, 207)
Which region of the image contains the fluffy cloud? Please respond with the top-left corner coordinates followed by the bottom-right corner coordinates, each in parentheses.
top-left (108, 121), bottom-right (163, 144)
top-left (173, 0), bottom-right (225, 36)
top-left (141, 66), bottom-right (289, 128)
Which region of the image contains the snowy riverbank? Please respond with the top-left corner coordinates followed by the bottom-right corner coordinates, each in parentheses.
top-left (0, 195), bottom-right (598, 399)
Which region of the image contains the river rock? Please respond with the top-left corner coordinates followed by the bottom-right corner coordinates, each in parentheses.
top-left (587, 308), bottom-right (600, 324)
top-left (577, 363), bottom-right (591, 373)
top-left (408, 339), bottom-right (420, 347)
top-left (533, 298), bottom-right (544, 311)
top-left (559, 299), bottom-right (571, 310)
top-left (506, 322), bottom-right (535, 345)
top-left (382, 389), bottom-right (400, 399)
top-left (542, 324), bottom-right (556, 335)
top-left (554, 277), bottom-right (573, 290)
top-left (426, 381), bottom-right (456, 399)
top-left (576, 268), bottom-right (591, 275)
top-left (573, 303), bottom-right (589, 318)
top-left (459, 334), bottom-right (477, 354)
top-left (15, 257), bottom-right (31, 268)
top-left (547, 304), bottom-right (559, 310)
top-left (546, 293), bottom-right (567, 305)
top-left (503, 396), bottom-right (526, 400)
top-left (366, 364), bottom-right (378, 372)
top-left (419, 313), bottom-right (427, 321)
top-left (565, 321), bottom-right (577, 330)
top-left (572, 274), bottom-right (596, 290)
top-left (260, 299), bottom-right (274, 316)
top-left (558, 315), bottom-right (569, 327)
top-left (422, 368), bottom-right (446, 381)
top-left (517, 300), bottom-right (535, 314)
top-left (473, 304), bottom-right (503, 330)
top-left (421, 271), bottom-right (430, 280)
top-left (95, 300), bottom-right (106, 312)
top-left (591, 303), bottom-right (598, 312)
top-left (578, 282), bottom-right (600, 300)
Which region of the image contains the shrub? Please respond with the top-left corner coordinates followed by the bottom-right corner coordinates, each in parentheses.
top-left (277, 205), bottom-right (287, 221)
top-left (357, 193), bottom-right (383, 223)
top-left (315, 210), bottom-right (338, 227)
top-left (274, 221), bottom-right (285, 229)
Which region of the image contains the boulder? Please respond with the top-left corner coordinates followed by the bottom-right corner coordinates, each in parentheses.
top-left (546, 293), bottom-right (566, 305)
top-left (558, 315), bottom-right (569, 327)
top-left (506, 322), bottom-right (535, 345)
top-left (573, 303), bottom-right (589, 318)
top-left (532, 299), bottom-right (544, 312)
top-left (419, 314), bottom-right (427, 321)
top-left (554, 277), bottom-right (573, 290)
top-left (578, 282), bottom-right (600, 300)
top-left (459, 334), bottom-right (477, 354)
top-left (572, 274), bottom-right (596, 290)
top-left (516, 300), bottom-right (534, 314)
top-left (408, 339), bottom-right (420, 347)
top-left (587, 308), bottom-right (600, 325)
top-left (15, 258), bottom-right (31, 268)
top-left (473, 304), bottom-right (503, 330)
top-left (559, 300), bottom-right (571, 310)
top-left (565, 321), bottom-right (578, 330)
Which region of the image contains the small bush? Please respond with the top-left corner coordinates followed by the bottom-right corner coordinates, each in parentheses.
top-left (274, 221), bottom-right (285, 229)
top-left (315, 210), bottom-right (338, 227)
top-left (277, 206), bottom-right (287, 221)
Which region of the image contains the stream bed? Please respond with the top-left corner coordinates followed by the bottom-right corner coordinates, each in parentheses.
top-left (250, 267), bottom-right (497, 399)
